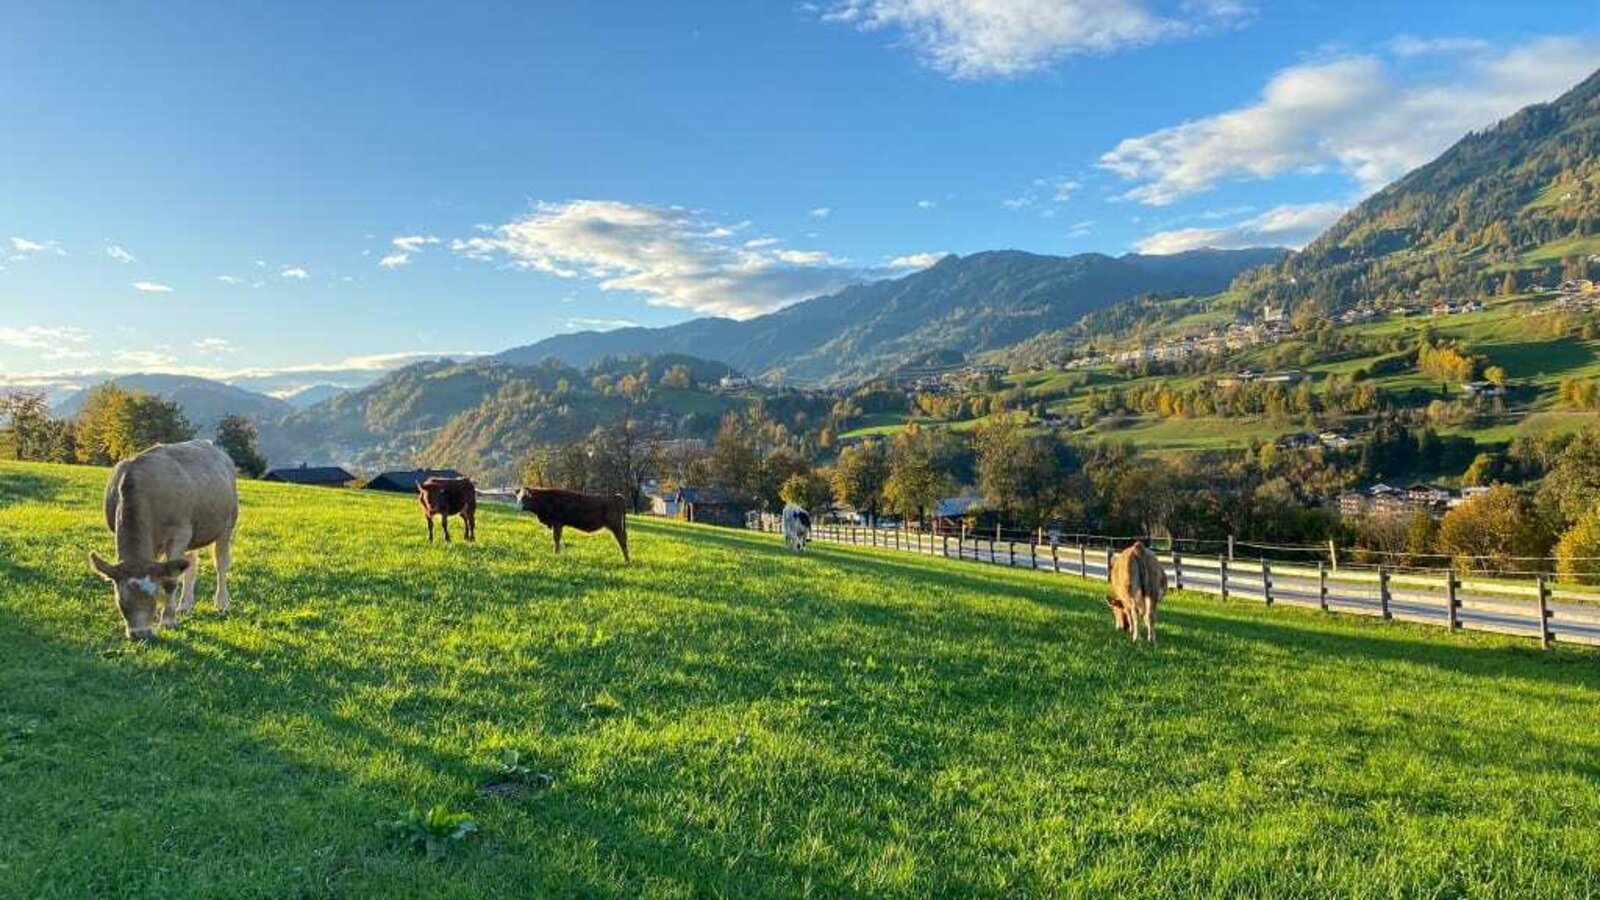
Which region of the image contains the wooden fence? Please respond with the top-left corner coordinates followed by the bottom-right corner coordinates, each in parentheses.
top-left (750, 520), bottom-right (1600, 649)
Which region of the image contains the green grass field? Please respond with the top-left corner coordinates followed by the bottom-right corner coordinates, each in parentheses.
top-left (4, 461), bottom-right (1600, 898)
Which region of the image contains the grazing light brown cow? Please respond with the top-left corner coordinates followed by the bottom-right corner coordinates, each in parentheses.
top-left (420, 476), bottom-right (477, 543)
top-left (89, 440), bottom-right (238, 640)
top-left (1106, 541), bottom-right (1167, 645)
top-left (515, 487), bottom-right (629, 561)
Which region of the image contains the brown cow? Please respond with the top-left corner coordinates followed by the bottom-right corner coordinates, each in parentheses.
top-left (419, 477), bottom-right (477, 543)
top-left (1106, 541), bottom-right (1167, 644)
top-left (515, 487), bottom-right (629, 561)
top-left (90, 440), bottom-right (238, 640)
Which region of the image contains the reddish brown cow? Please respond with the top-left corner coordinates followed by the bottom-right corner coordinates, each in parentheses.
top-left (515, 487), bottom-right (629, 561)
top-left (419, 476), bottom-right (477, 543)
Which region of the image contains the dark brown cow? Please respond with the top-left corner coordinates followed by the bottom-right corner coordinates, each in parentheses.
top-left (515, 487), bottom-right (629, 561)
top-left (419, 477), bottom-right (477, 543)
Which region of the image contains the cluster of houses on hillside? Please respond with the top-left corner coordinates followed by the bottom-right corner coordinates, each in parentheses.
top-left (1336, 483), bottom-right (1490, 520)
top-left (1541, 278), bottom-right (1600, 311)
top-left (1066, 307), bottom-right (1297, 371)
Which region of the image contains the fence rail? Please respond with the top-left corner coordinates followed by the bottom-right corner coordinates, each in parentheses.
top-left (749, 520), bottom-right (1600, 650)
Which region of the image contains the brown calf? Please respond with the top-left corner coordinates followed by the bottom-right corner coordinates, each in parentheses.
top-left (420, 477), bottom-right (477, 543)
top-left (515, 487), bottom-right (629, 561)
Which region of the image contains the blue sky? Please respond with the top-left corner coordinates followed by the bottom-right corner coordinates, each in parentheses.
top-left (2, 1), bottom-right (1597, 395)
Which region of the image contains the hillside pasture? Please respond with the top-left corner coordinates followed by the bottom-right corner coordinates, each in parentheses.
top-left (3, 462), bottom-right (1600, 897)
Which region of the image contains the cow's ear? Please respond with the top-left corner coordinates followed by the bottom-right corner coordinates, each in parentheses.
top-left (154, 558), bottom-right (190, 578)
top-left (89, 552), bottom-right (119, 580)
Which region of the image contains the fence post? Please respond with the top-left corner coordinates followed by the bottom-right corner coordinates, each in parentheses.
top-left (1079, 543), bottom-right (1087, 577)
top-left (989, 538), bottom-right (997, 565)
top-left (1219, 555), bottom-right (1229, 601)
top-left (1318, 562), bottom-right (1328, 612)
top-left (1379, 567), bottom-right (1392, 620)
top-left (1008, 540), bottom-right (1016, 567)
top-left (1105, 547), bottom-right (1114, 583)
top-left (1537, 575), bottom-right (1552, 649)
top-left (1262, 559), bottom-right (1273, 607)
top-left (1051, 543), bottom-right (1060, 574)
top-left (1172, 550), bottom-right (1184, 591)
top-left (1446, 570), bottom-right (1459, 630)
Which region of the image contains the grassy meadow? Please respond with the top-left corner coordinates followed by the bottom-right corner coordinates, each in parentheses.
top-left (3, 461), bottom-right (1600, 898)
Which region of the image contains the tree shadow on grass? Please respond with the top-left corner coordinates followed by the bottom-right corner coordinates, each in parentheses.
top-left (0, 467), bottom-right (80, 509)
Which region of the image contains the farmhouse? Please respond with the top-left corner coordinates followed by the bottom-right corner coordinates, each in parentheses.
top-left (363, 468), bottom-right (463, 493)
top-left (262, 463), bottom-right (356, 487)
top-left (671, 486), bottom-right (758, 527)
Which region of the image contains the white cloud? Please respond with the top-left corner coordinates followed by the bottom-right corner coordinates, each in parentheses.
top-left (565, 317), bottom-right (640, 331)
top-left (217, 275), bottom-right (244, 285)
top-left (104, 244), bottom-right (137, 264)
top-left (132, 281), bottom-right (173, 293)
top-left (1101, 37), bottom-right (1600, 205)
top-left (0, 325), bottom-right (91, 350)
top-left (10, 236), bottom-right (64, 256)
top-left (453, 199), bottom-right (865, 318)
top-left (886, 251), bottom-right (949, 270)
top-left (822, 0), bottom-right (1251, 79)
top-left (1001, 197), bottom-right (1031, 209)
top-left (1067, 219), bottom-right (1095, 238)
top-left (378, 234), bottom-right (440, 269)
top-left (192, 337), bottom-right (236, 354)
top-left (280, 266), bottom-right (310, 280)
top-left (392, 235), bottom-right (439, 253)
top-left (809, 206), bottom-right (832, 219)
top-left (916, 199), bottom-right (937, 209)
top-left (1387, 35), bottom-right (1488, 58)
top-left (745, 237), bottom-right (781, 248)
top-left (115, 350), bottom-right (179, 369)
top-left (1133, 201), bottom-right (1345, 253)
top-left (1051, 179), bottom-right (1080, 201)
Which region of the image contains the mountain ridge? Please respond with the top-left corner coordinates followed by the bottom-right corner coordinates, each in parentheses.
top-left (496, 247), bottom-right (1287, 383)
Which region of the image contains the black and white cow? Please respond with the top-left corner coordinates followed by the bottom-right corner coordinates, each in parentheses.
top-left (781, 503), bottom-right (812, 553)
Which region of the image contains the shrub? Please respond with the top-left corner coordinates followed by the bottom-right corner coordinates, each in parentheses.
top-left (1556, 505), bottom-right (1600, 585)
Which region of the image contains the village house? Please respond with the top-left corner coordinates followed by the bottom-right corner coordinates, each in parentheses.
top-left (363, 468), bottom-right (463, 493)
top-left (261, 463), bottom-right (356, 488)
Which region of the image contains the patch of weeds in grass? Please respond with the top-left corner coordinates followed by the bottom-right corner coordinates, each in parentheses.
top-left (478, 750), bottom-right (556, 800)
top-left (387, 804), bottom-right (478, 861)
top-left (580, 688), bottom-right (625, 717)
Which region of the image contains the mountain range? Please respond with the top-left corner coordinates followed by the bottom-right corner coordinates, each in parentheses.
top-left (497, 247), bottom-right (1286, 383)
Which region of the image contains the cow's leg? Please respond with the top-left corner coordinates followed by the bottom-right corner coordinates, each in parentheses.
top-left (177, 550), bottom-right (200, 613)
top-left (1145, 602), bottom-right (1157, 646)
top-left (1128, 602), bottom-right (1141, 643)
top-left (212, 528), bottom-right (233, 612)
top-left (466, 509), bottom-right (476, 542)
top-left (553, 524), bottom-right (564, 554)
top-left (159, 528), bottom-right (193, 628)
top-left (442, 514), bottom-right (452, 543)
top-left (612, 521), bottom-right (629, 562)
top-left (426, 514), bottom-right (435, 542)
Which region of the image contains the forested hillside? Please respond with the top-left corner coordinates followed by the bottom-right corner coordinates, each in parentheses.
top-left (1237, 67), bottom-right (1600, 312)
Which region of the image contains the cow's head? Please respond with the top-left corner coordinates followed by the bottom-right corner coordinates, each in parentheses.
top-left (1105, 594), bottom-right (1132, 633)
top-left (89, 552), bottom-right (189, 640)
top-left (515, 487), bottom-right (545, 514)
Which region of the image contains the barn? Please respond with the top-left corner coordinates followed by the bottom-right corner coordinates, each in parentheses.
top-left (363, 468), bottom-right (463, 493)
top-left (261, 464), bottom-right (357, 488)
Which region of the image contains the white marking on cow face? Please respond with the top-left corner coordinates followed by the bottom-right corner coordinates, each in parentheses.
top-left (111, 574), bottom-right (163, 639)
